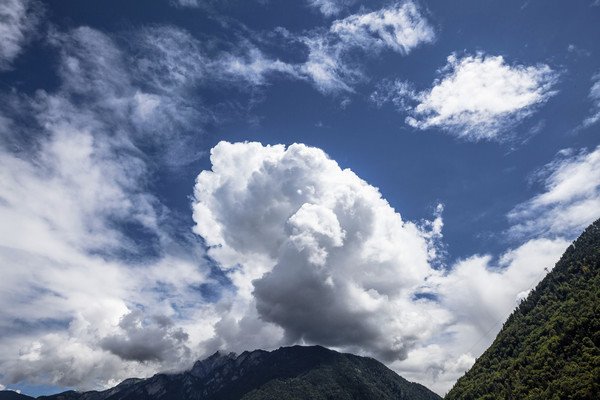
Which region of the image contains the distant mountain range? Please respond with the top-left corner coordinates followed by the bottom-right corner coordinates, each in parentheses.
top-left (446, 218), bottom-right (600, 399)
top-left (1, 346), bottom-right (440, 400)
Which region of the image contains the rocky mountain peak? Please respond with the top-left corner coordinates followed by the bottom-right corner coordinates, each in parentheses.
top-left (190, 351), bottom-right (237, 379)
top-left (28, 346), bottom-right (440, 400)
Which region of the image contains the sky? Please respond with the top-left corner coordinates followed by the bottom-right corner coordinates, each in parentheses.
top-left (0, 0), bottom-right (599, 397)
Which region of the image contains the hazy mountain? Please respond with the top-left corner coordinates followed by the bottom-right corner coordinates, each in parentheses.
top-left (37, 346), bottom-right (440, 400)
top-left (445, 218), bottom-right (600, 399)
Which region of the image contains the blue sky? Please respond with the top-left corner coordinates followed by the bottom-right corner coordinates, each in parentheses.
top-left (0, 0), bottom-right (599, 396)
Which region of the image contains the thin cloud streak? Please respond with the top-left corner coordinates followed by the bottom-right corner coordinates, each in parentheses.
top-left (583, 72), bottom-right (600, 127)
top-left (139, 2), bottom-right (436, 95)
top-left (508, 146), bottom-right (600, 239)
top-left (307, 0), bottom-right (357, 16)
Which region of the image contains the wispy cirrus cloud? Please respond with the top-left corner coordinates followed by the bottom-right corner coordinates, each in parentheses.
top-left (170, 0), bottom-right (201, 7)
top-left (374, 52), bottom-right (559, 141)
top-left (216, 44), bottom-right (300, 86)
top-left (143, 3), bottom-right (435, 95)
top-left (307, 0), bottom-right (357, 16)
top-left (58, 26), bottom-right (214, 168)
top-left (508, 146), bottom-right (600, 239)
top-left (167, 0), bottom-right (223, 10)
top-left (131, 25), bottom-right (208, 92)
top-left (153, 2), bottom-right (436, 95)
top-left (134, 25), bottom-right (300, 95)
top-left (0, 0), bottom-right (43, 70)
top-left (298, 34), bottom-right (359, 93)
top-left (300, 1), bottom-right (435, 93)
top-left (330, 1), bottom-right (435, 55)
top-left (582, 72), bottom-right (600, 127)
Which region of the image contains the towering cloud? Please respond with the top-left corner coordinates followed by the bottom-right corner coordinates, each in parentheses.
top-left (193, 141), bottom-right (448, 361)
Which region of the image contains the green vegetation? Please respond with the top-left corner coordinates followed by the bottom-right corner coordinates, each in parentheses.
top-left (446, 219), bottom-right (600, 400)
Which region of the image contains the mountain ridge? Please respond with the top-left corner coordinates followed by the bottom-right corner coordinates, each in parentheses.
top-left (9, 345), bottom-right (439, 400)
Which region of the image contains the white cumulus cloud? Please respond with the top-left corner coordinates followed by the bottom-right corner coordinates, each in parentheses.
top-left (378, 52), bottom-right (559, 141)
top-left (192, 141), bottom-right (449, 362)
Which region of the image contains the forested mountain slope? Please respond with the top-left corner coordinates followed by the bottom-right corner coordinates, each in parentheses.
top-left (445, 219), bottom-right (600, 399)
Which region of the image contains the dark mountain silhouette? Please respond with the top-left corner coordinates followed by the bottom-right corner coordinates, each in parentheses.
top-left (36, 345), bottom-right (440, 400)
top-left (0, 392), bottom-right (35, 400)
top-left (445, 218), bottom-right (600, 399)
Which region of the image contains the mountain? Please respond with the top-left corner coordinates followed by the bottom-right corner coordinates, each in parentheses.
top-left (445, 219), bottom-right (600, 400)
top-left (38, 345), bottom-right (440, 400)
top-left (0, 392), bottom-right (35, 400)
